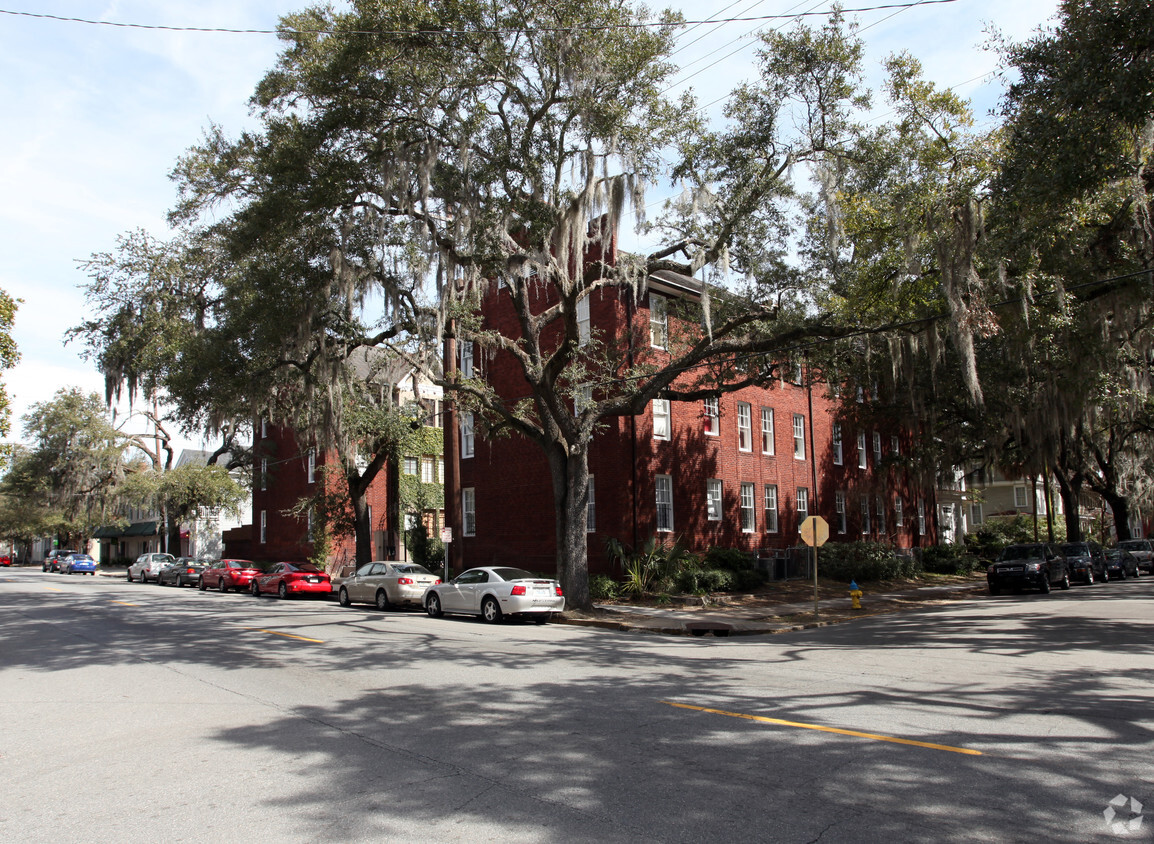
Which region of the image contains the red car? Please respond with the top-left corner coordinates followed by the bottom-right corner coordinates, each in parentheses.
top-left (250, 562), bottom-right (331, 599)
top-left (0, 555), bottom-right (11, 567)
top-left (199, 559), bottom-right (265, 593)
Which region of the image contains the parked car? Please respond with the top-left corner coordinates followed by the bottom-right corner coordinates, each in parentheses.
top-left (987, 543), bottom-right (1071, 595)
top-left (0, 554), bottom-right (11, 566)
top-left (424, 566), bottom-right (565, 623)
top-left (337, 561), bottom-right (442, 610)
top-left (1104, 548), bottom-right (1140, 580)
top-left (1061, 541), bottom-right (1107, 584)
top-left (199, 559), bottom-right (265, 593)
top-left (127, 552), bottom-right (176, 583)
top-left (1116, 539), bottom-right (1154, 574)
top-left (250, 562), bottom-right (331, 599)
top-left (157, 557), bottom-right (208, 587)
top-left (61, 553), bottom-right (98, 575)
top-left (42, 549), bottom-right (78, 573)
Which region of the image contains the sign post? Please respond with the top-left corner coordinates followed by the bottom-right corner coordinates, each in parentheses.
top-left (799, 515), bottom-right (829, 620)
top-left (440, 526), bottom-right (452, 582)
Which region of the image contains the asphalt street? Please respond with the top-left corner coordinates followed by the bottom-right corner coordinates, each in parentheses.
top-left (2, 567), bottom-right (1152, 842)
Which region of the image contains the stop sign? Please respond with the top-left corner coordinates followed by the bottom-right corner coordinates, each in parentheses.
top-left (800, 515), bottom-right (829, 547)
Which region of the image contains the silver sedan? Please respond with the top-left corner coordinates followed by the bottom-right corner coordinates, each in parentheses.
top-left (337, 561), bottom-right (442, 610)
top-left (424, 566), bottom-right (565, 623)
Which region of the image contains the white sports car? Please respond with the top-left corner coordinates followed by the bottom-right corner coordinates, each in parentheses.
top-left (424, 566), bottom-right (564, 623)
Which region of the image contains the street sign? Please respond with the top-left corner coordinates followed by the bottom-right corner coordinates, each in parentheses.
top-left (799, 515), bottom-right (829, 547)
top-left (440, 526), bottom-right (453, 543)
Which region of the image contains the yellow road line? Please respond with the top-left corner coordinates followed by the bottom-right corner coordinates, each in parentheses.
top-left (245, 627), bottom-right (324, 643)
top-left (661, 701), bottom-right (982, 756)
top-left (43, 586), bottom-right (64, 592)
top-left (111, 601), bottom-right (139, 607)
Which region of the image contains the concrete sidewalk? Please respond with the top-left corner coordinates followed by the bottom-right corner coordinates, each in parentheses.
top-left (562, 581), bottom-right (988, 636)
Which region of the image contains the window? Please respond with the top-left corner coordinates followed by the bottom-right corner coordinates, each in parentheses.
top-left (649, 293), bottom-right (668, 349)
top-left (737, 402), bottom-right (752, 451)
top-left (761, 407), bottom-right (775, 455)
top-left (703, 398), bottom-right (719, 436)
top-left (574, 384), bottom-right (592, 415)
top-left (260, 510), bottom-right (267, 544)
top-left (260, 457), bottom-right (268, 492)
top-left (970, 502), bottom-right (983, 526)
top-left (876, 496), bottom-right (886, 533)
top-left (873, 432), bottom-right (882, 466)
top-left (460, 341), bottom-right (474, 378)
top-left (835, 491), bottom-right (847, 533)
top-left (895, 497), bottom-right (904, 527)
top-left (403, 456), bottom-right (418, 476)
top-left (421, 398), bottom-right (442, 428)
top-left (858, 432), bottom-right (867, 469)
top-left (307, 448), bottom-right (316, 484)
top-left (462, 488), bottom-right (476, 536)
top-left (576, 295), bottom-right (591, 346)
top-left (706, 479), bottom-right (723, 521)
top-left (764, 485), bottom-right (779, 532)
top-left (421, 457), bottom-right (434, 483)
top-left (793, 414), bottom-right (805, 459)
top-left (461, 412), bottom-right (474, 458)
top-left (791, 360), bottom-right (803, 384)
top-left (655, 475), bottom-right (674, 532)
top-left (918, 497), bottom-right (926, 535)
top-left (587, 476), bottom-right (596, 533)
top-left (891, 435), bottom-right (900, 455)
top-left (261, 418), bottom-right (268, 439)
top-left (652, 398), bottom-right (670, 440)
top-left (437, 456), bottom-right (444, 482)
top-left (307, 506), bottom-right (314, 540)
top-left (832, 423), bottom-right (843, 465)
top-left (797, 487), bottom-right (809, 522)
top-left (861, 495), bottom-right (871, 534)
top-left (740, 482), bottom-right (756, 532)
top-left (1014, 485), bottom-right (1029, 508)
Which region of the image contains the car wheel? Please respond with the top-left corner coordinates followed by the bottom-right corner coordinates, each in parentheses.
top-left (481, 596), bottom-right (503, 624)
top-left (426, 593), bottom-right (443, 618)
top-left (1060, 573), bottom-right (1070, 590)
top-left (1084, 570), bottom-right (1093, 585)
top-left (1039, 574), bottom-right (1051, 594)
top-left (338, 587), bottom-right (351, 607)
top-left (534, 614), bottom-right (550, 624)
top-left (126, 570), bottom-right (133, 582)
top-left (375, 590), bottom-right (391, 612)
top-left (219, 577), bottom-right (229, 593)
top-left (1102, 570), bottom-right (1109, 583)
top-left (198, 577), bottom-right (206, 591)
top-left (278, 582), bottom-right (288, 599)
top-left (1118, 567), bottom-right (1126, 580)
top-left (251, 581), bottom-right (261, 597)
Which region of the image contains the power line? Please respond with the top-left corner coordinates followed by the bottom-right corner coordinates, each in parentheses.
top-left (0, 1), bottom-right (962, 36)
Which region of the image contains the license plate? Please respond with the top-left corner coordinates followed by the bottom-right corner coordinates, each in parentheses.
top-left (306, 576), bottom-right (320, 583)
top-left (1004, 566), bottom-right (1024, 572)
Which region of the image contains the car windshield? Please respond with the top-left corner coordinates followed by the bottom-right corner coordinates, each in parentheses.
top-left (1060, 544), bottom-right (1090, 556)
top-left (1119, 540), bottom-right (1151, 551)
top-left (492, 567), bottom-right (540, 581)
top-left (1000, 545), bottom-right (1046, 561)
top-left (393, 564), bottom-right (433, 575)
top-left (71, 555), bottom-right (93, 562)
top-left (291, 563), bottom-right (322, 573)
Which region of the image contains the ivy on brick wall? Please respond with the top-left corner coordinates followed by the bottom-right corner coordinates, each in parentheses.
top-left (398, 425), bottom-right (445, 512)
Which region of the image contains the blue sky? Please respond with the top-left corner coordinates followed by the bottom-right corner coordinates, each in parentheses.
top-left (0, 0), bottom-right (1061, 453)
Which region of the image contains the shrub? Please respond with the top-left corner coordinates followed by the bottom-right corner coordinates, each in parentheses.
top-left (817, 541), bottom-right (922, 582)
top-left (965, 514), bottom-right (1067, 561)
top-left (703, 547), bottom-right (756, 571)
top-left (920, 544), bottom-right (980, 575)
top-left (589, 574), bottom-right (619, 601)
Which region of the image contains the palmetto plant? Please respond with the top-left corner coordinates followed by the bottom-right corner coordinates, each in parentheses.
top-left (606, 535), bottom-right (693, 597)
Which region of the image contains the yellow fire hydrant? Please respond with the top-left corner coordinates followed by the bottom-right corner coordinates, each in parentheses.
top-left (849, 580), bottom-right (863, 610)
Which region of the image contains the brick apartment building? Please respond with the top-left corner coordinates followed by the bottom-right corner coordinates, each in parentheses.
top-left (452, 267), bottom-right (937, 577)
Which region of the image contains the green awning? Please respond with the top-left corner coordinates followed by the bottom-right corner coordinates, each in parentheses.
top-left (92, 525), bottom-right (124, 539)
top-left (122, 521), bottom-right (159, 537)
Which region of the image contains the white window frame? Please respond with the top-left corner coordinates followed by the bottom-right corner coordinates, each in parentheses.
top-left (574, 384), bottom-right (593, 416)
top-left (876, 495), bottom-right (886, 533)
top-left (655, 474), bottom-right (674, 532)
top-left (737, 402), bottom-right (752, 452)
top-left (462, 488), bottom-right (476, 537)
top-left (260, 457), bottom-right (268, 492)
top-left (970, 502), bottom-right (983, 526)
top-left (460, 341), bottom-right (474, 379)
top-left (832, 423), bottom-right (843, 465)
top-left (461, 412), bottom-right (475, 459)
top-left (307, 506), bottom-right (314, 540)
top-left (652, 398), bottom-right (671, 440)
top-left (576, 295), bottom-right (591, 346)
top-left (649, 293), bottom-right (668, 349)
top-left (587, 476), bottom-right (596, 533)
top-left (797, 487), bottom-right (809, 523)
top-left (873, 432), bottom-right (882, 466)
top-left (307, 448), bottom-right (316, 484)
top-left (260, 510), bottom-right (267, 544)
top-left (861, 495), bottom-right (871, 534)
top-left (703, 398), bottom-right (719, 436)
top-left (891, 435), bottom-right (900, 455)
top-left (261, 417), bottom-right (268, 439)
top-left (895, 497), bottom-right (904, 528)
top-left (918, 497), bottom-right (926, 535)
top-left (764, 485), bottom-right (779, 533)
top-left (437, 456), bottom-right (444, 482)
top-left (793, 414), bottom-right (805, 460)
top-left (1014, 485), bottom-right (1029, 508)
top-left (421, 457), bottom-right (434, 484)
top-left (403, 456), bottom-right (418, 476)
top-left (761, 407), bottom-right (775, 455)
top-left (740, 482), bottom-right (756, 533)
top-left (858, 432), bottom-right (867, 469)
top-left (835, 491), bottom-right (847, 533)
top-left (706, 479), bottom-right (723, 521)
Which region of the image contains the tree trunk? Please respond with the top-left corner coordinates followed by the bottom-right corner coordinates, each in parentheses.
top-left (1053, 469), bottom-right (1083, 542)
top-left (1104, 490), bottom-right (1132, 541)
top-left (346, 471), bottom-right (373, 565)
top-left (547, 442), bottom-right (592, 611)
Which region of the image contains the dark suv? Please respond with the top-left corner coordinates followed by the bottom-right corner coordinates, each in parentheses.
top-left (42, 549), bottom-right (78, 573)
top-left (987, 543), bottom-right (1071, 595)
top-left (1061, 541), bottom-right (1107, 584)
